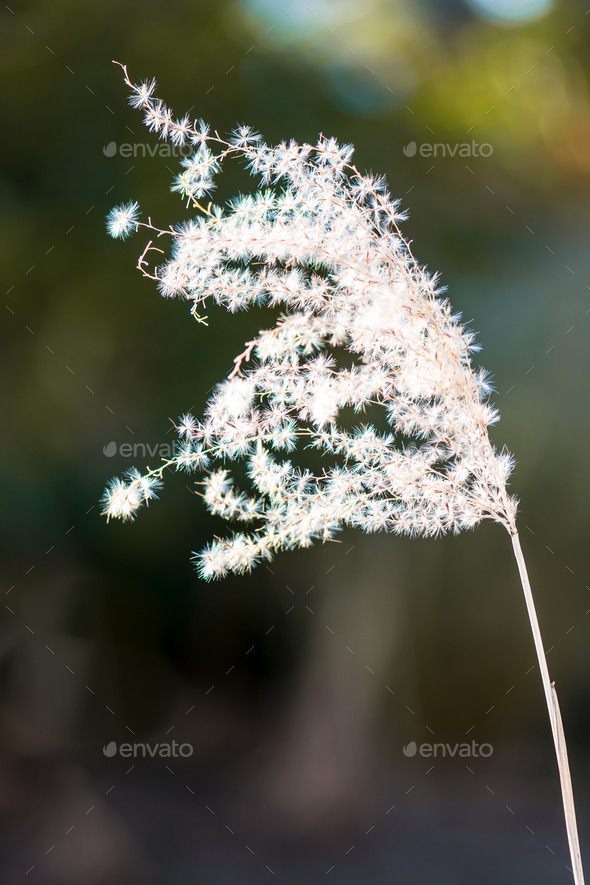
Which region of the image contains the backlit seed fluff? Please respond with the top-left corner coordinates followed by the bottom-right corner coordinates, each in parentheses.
top-left (102, 64), bottom-right (518, 580)
top-left (106, 201), bottom-right (140, 239)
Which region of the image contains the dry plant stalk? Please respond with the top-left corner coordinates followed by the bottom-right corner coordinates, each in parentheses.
top-left (102, 63), bottom-right (585, 882)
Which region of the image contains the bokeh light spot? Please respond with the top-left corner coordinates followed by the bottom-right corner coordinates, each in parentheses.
top-left (464, 0), bottom-right (553, 23)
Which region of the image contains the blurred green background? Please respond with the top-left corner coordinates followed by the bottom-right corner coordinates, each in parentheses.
top-left (1, 0), bottom-right (590, 882)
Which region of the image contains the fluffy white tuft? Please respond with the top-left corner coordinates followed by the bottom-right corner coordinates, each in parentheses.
top-left (103, 67), bottom-right (518, 579)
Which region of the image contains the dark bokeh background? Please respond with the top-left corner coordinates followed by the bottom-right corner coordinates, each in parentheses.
top-left (1, 0), bottom-right (590, 882)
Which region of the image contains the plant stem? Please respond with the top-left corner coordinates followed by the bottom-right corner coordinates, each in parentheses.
top-left (511, 530), bottom-right (585, 884)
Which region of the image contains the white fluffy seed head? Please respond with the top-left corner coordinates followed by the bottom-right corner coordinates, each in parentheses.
top-left (103, 67), bottom-right (518, 578)
top-left (106, 201), bottom-right (140, 239)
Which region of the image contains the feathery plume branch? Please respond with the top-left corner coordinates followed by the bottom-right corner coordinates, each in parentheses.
top-left (101, 62), bottom-right (585, 882)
